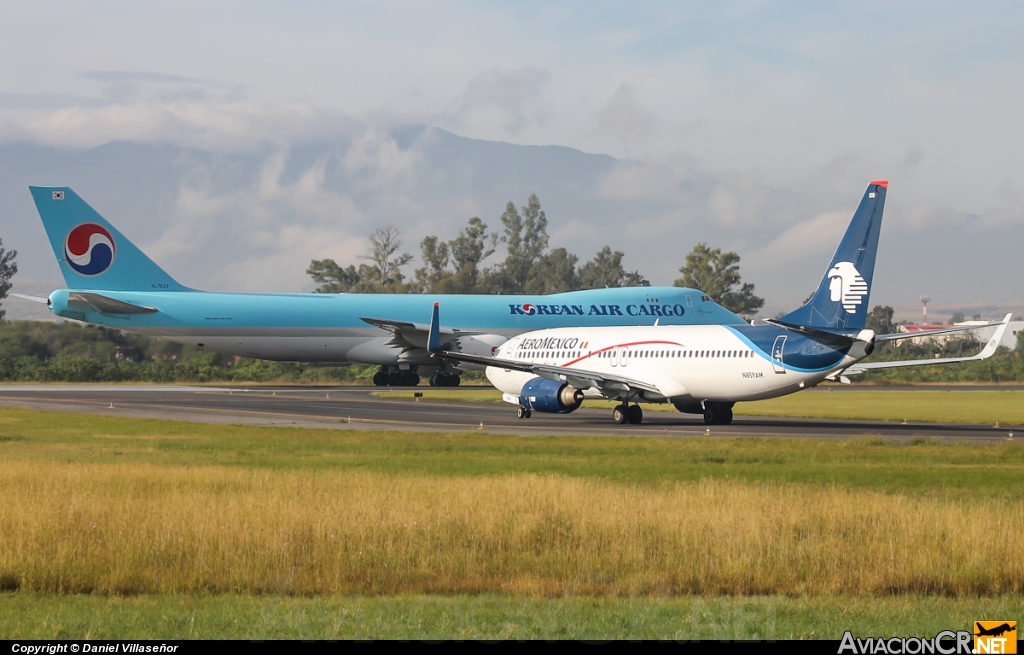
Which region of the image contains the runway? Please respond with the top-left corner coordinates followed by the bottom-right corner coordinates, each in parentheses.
top-left (0, 384), bottom-right (1019, 441)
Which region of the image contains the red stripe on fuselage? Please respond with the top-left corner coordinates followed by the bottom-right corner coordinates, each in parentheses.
top-left (561, 340), bottom-right (685, 367)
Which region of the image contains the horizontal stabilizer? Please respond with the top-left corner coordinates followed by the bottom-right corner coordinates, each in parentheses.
top-left (12, 293), bottom-right (49, 304)
top-left (763, 318), bottom-right (862, 347)
top-left (362, 315), bottom-right (481, 351)
top-left (67, 292), bottom-right (157, 315)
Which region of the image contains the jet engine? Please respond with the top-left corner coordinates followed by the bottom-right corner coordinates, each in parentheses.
top-left (520, 377), bottom-right (584, 414)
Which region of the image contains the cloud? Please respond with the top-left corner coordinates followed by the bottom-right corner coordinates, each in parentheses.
top-left (455, 67), bottom-right (550, 136)
top-left (594, 82), bottom-right (654, 142)
top-left (980, 180), bottom-right (1024, 227)
top-left (146, 148), bottom-right (369, 291)
top-left (0, 100), bottom-right (355, 151)
top-left (343, 126), bottom-right (421, 181)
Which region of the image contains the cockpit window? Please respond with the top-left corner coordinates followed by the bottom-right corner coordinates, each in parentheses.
top-left (701, 295), bottom-right (712, 302)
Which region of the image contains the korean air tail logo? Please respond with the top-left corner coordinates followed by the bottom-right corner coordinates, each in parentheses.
top-left (64, 223), bottom-right (116, 276)
top-left (828, 261), bottom-right (868, 313)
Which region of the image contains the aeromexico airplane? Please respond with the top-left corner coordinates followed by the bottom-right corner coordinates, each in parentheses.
top-left (428, 181), bottom-right (1011, 424)
top-left (21, 186), bottom-right (745, 387)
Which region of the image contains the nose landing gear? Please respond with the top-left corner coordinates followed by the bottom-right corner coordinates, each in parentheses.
top-left (517, 406), bottom-right (532, 419)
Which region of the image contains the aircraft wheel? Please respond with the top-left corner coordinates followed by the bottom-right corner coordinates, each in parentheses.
top-left (612, 405), bottom-right (628, 424)
top-left (403, 372), bottom-right (420, 386)
top-left (721, 408), bottom-right (733, 425)
top-left (387, 371), bottom-right (403, 387)
top-left (428, 372), bottom-right (440, 386)
top-left (627, 404), bottom-right (643, 425)
top-left (703, 408), bottom-right (715, 425)
top-left (517, 406), bottom-right (530, 419)
top-left (449, 375), bottom-right (461, 387)
top-left (372, 371), bottom-right (387, 386)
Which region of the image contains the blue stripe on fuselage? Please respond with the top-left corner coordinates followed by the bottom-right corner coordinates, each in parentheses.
top-left (726, 325), bottom-right (852, 373)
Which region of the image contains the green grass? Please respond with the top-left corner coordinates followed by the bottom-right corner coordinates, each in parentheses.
top-left (1, 407), bottom-right (1022, 499)
top-left (741, 390), bottom-right (1024, 425)
top-left (0, 592), bottom-right (1017, 640)
top-left (376, 388), bottom-right (1024, 425)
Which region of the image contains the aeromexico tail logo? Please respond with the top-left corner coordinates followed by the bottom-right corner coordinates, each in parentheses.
top-left (64, 223), bottom-right (116, 276)
top-left (828, 261), bottom-right (868, 313)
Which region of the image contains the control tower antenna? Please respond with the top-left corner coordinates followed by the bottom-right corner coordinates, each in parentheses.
top-left (920, 295), bottom-right (932, 324)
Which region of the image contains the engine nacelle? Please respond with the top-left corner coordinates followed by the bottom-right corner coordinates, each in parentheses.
top-left (520, 377), bottom-right (584, 414)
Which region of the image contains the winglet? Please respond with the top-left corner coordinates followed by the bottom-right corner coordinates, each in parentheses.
top-left (427, 302), bottom-right (441, 353)
top-left (979, 313), bottom-right (1013, 358)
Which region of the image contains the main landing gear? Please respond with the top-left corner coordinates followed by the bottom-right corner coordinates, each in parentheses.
top-left (370, 367), bottom-right (463, 387)
top-left (612, 404), bottom-right (643, 425)
top-left (703, 404), bottom-right (733, 425)
top-left (428, 371), bottom-right (461, 387)
top-left (372, 367), bottom-right (421, 387)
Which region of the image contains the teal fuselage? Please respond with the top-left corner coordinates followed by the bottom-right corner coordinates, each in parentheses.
top-left (47, 286), bottom-right (746, 365)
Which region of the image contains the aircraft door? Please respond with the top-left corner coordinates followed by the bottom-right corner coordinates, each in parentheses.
top-left (771, 335), bottom-right (787, 374)
top-left (610, 348), bottom-right (619, 367)
top-left (620, 347), bottom-right (629, 368)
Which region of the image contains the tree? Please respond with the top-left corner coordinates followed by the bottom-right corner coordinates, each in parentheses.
top-left (363, 224), bottom-right (413, 286)
top-left (1017, 329), bottom-right (1024, 354)
top-left (487, 194), bottom-right (549, 293)
top-left (950, 312), bottom-right (965, 324)
top-left (449, 216), bottom-right (497, 281)
top-left (526, 248), bottom-right (578, 294)
top-left (0, 238), bottom-right (17, 321)
top-left (674, 244), bottom-right (763, 318)
top-left (413, 235), bottom-right (450, 293)
top-left (866, 305), bottom-right (895, 335)
top-left (577, 246), bottom-right (649, 289)
top-left (308, 225), bottom-right (413, 294)
top-left (415, 216), bottom-right (499, 294)
top-left (307, 259), bottom-right (365, 293)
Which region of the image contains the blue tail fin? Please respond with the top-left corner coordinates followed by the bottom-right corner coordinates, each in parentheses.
top-left (29, 186), bottom-right (188, 292)
top-left (779, 181), bottom-right (888, 330)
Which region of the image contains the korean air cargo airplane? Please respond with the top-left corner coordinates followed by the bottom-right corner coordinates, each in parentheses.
top-left (428, 181), bottom-right (1011, 423)
top-left (22, 187), bottom-right (746, 387)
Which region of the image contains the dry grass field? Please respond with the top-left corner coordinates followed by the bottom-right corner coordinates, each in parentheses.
top-left (0, 406), bottom-right (1022, 637)
top-left (1, 462), bottom-right (1021, 597)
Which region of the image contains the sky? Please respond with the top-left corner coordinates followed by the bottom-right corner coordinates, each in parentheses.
top-left (0, 0), bottom-right (1021, 317)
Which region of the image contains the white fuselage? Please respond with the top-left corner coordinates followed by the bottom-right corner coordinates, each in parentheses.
top-left (486, 325), bottom-right (870, 405)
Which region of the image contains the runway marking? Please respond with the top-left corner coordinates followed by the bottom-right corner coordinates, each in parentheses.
top-left (0, 389), bottom-right (1016, 441)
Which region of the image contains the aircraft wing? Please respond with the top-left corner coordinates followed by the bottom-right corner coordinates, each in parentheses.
top-left (431, 350), bottom-right (663, 396)
top-left (361, 317), bottom-right (482, 350)
top-left (66, 292), bottom-right (157, 315)
top-left (843, 314), bottom-right (1011, 375)
top-left (874, 321), bottom-right (1004, 342)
